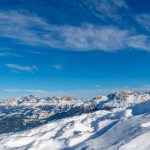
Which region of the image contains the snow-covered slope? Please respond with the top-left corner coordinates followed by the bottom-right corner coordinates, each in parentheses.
top-left (0, 95), bottom-right (100, 134)
top-left (0, 91), bottom-right (150, 150)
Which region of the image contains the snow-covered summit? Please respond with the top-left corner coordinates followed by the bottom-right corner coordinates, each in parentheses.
top-left (102, 90), bottom-right (150, 109)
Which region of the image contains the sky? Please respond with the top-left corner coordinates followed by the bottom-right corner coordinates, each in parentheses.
top-left (1, 0), bottom-right (150, 99)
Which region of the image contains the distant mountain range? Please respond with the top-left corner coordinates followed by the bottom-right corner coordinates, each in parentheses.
top-left (0, 90), bottom-right (150, 134)
top-left (0, 90), bottom-right (150, 149)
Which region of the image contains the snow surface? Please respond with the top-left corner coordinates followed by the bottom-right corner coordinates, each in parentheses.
top-left (0, 91), bottom-right (150, 150)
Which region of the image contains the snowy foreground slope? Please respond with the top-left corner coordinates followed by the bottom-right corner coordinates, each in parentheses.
top-left (0, 91), bottom-right (150, 150)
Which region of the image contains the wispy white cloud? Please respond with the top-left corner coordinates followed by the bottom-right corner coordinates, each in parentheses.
top-left (0, 11), bottom-right (49, 46)
top-left (127, 35), bottom-right (150, 51)
top-left (5, 64), bottom-right (37, 72)
top-left (51, 64), bottom-right (63, 71)
top-left (83, 0), bottom-right (128, 22)
top-left (4, 89), bottom-right (47, 94)
top-left (96, 85), bottom-right (101, 88)
top-left (0, 51), bottom-right (22, 57)
top-left (136, 14), bottom-right (150, 32)
top-left (0, 10), bottom-right (150, 52)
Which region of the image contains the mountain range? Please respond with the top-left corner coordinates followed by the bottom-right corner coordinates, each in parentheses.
top-left (0, 90), bottom-right (150, 149)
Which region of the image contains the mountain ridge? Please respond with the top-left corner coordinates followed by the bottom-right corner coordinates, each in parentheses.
top-left (0, 90), bottom-right (150, 134)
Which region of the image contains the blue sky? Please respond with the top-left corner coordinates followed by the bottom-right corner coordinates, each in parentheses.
top-left (1, 0), bottom-right (150, 99)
